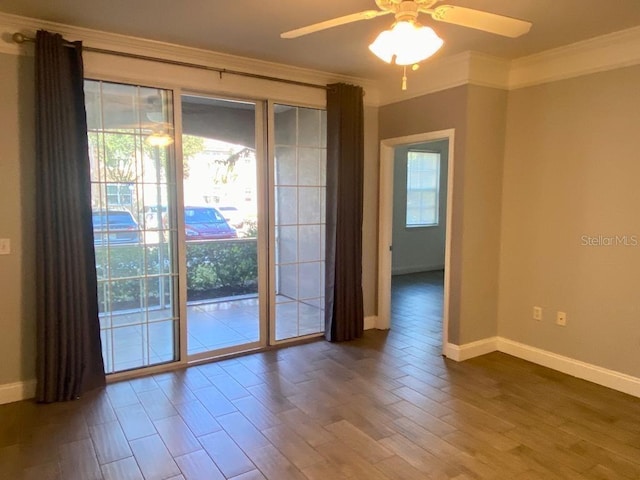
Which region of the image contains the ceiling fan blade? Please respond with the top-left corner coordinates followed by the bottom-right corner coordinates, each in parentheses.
top-left (281, 10), bottom-right (391, 39)
top-left (430, 5), bottom-right (532, 38)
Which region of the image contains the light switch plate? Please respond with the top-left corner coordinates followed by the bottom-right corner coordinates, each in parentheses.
top-left (533, 306), bottom-right (542, 321)
top-left (0, 238), bottom-right (11, 255)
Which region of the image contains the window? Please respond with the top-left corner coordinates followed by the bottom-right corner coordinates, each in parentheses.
top-left (106, 182), bottom-right (134, 207)
top-left (274, 104), bottom-right (327, 341)
top-left (85, 80), bottom-right (178, 374)
top-left (406, 150), bottom-right (440, 227)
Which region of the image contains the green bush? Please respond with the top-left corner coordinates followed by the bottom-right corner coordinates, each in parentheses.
top-left (95, 239), bottom-right (258, 312)
top-left (243, 219), bottom-right (258, 238)
top-left (189, 262), bottom-right (218, 291)
top-left (185, 240), bottom-right (258, 292)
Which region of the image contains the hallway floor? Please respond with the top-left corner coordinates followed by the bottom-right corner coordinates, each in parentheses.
top-left (1, 270), bottom-right (640, 479)
top-left (391, 270), bottom-right (443, 351)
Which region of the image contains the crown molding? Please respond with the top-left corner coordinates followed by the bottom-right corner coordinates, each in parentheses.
top-left (377, 51), bottom-right (474, 106)
top-left (377, 51), bottom-right (510, 105)
top-left (3, 11), bottom-right (640, 106)
top-left (509, 25), bottom-right (640, 90)
top-left (468, 52), bottom-right (511, 89)
top-left (377, 25), bottom-right (640, 105)
top-left (0, 11), bottom-right (381, 105)
top-left (0, 12), bottom-right (32, 56)
top-left (378, 52), bottom-right (469, 106)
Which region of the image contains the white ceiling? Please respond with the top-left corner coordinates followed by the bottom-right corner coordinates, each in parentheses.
top-left (2, 0), bottom-right (640, 81)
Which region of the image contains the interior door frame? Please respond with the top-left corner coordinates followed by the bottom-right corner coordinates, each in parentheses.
top-left (377, 129), bottom-right (455, 355)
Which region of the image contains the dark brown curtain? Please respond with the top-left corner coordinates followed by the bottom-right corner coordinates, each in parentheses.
top-left (324, 83), bottom-right (365, 342)
top-left (35, 30), bottom-right (105, 402)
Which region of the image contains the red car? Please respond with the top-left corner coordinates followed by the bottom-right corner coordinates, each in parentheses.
top-left (184, 206), bottom-right (237, 240)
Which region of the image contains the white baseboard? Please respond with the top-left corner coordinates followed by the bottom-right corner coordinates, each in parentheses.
top-left (0, 379), bottom-right (36, 405)
top-left (445, 337), bottom-right (499, 361)
top-left (364, 316), bottom-right (378, 330)
top-left (445, 336), bottom-right (640, 399)
top-left (497, 338), bottom-right (640, 399)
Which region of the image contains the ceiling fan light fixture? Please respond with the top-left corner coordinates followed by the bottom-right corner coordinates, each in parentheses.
top-left (146, 131), bottom-right (174, 147)
top-left (368, 19), bottom-right (443, 65)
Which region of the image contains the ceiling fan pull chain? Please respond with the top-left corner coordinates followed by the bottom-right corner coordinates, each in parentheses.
top-left (402, 65), bottom-right (407, 91)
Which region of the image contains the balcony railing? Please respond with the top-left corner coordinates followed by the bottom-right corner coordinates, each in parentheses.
top-left (95, 238), bottom-right (258, 315)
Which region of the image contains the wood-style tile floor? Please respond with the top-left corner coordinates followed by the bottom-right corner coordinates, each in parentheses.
top-left (2, 270), bottom-right (640, 479)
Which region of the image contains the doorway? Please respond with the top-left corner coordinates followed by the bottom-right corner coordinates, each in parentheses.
top-left (180, 96), bottom-right (327, 363)
top-left (377, 130), bottom-right (455, 354)
top-left (181, 95), bottom-right (266, 360)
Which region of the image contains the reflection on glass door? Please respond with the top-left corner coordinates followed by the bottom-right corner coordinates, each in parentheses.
top-left (273, 104), bottom-right (327, 341)
top-left (86, 80), bottom-right (178, 374)
top-left (181, 95), bottom-right (264, 357)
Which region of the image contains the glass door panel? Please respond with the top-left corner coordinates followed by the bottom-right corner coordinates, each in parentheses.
top-left (181, 95), bottom-right (264, 357)
top-left (272, 104), bottom-right (327, 341)
top-left (86, 80), bottom-right (178, 374)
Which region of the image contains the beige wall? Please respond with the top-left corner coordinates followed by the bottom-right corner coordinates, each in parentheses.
top-left (499, 65), bottom-right (640, 378)
top-left (379, 85), bottom-right (507, 345)
top-left (0, 53), bottom-right (36, 386)
top-left (380, 86), bottom-right (467, 344)
top-left (460, 85), bottom-right (507, 343)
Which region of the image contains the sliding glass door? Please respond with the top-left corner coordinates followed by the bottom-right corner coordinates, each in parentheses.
top-left (86, 80), bottom-right (178, 374)
top-left (272, 104), bottom-right (327, 342)
top-left (86, 80), bottom-right (326, 374)
top-left (181, 95), bottom-right (266, 358)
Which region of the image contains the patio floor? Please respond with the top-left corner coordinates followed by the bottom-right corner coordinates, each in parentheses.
top-left (187, 295), bottom-right (325, 354)
top-left (102, 295), bottom-right (324, 373)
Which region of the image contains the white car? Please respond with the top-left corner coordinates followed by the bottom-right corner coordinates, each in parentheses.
top-left (217, 206), bottom-right (244, 229)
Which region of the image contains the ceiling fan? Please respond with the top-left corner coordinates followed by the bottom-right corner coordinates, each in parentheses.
top-left (281, 0), bottom-right (532, 88)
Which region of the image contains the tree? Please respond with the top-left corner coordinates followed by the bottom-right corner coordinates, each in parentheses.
top-left (212, 147), bottom-right (251, 185)
top-left (182, 135), bottom-right (206, 179)
top-left (93, 133), bottom-right (138, 183)
top-left (88, 132), bottom-right (206, 183)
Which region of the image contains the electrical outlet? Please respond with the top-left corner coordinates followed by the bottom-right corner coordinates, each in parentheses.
top-left (0, 238), bottom-right (10, 255)
top-left (533, 306), bottom-right (542, 321)
top-left (556, 311), bottom-right (567, 326)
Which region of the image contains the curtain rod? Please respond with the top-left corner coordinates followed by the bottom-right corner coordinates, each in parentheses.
top-left (12, 32), bottom-right (330, 91)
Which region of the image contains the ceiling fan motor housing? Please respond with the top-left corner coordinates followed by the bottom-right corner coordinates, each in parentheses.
top-left (395, 2), bottom-right (419, 22)
top-left (375, 0), bottom-right (438, 13)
